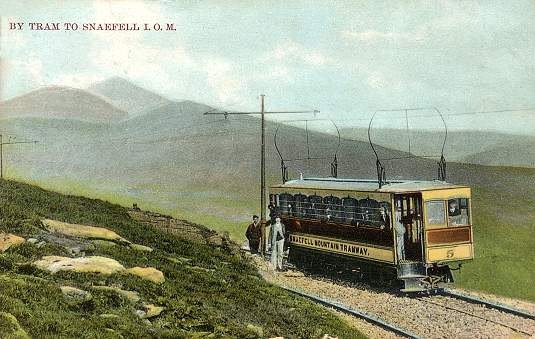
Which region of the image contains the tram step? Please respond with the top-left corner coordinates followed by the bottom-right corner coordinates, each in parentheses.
top-left (398, 274), bottom-right (427, 279)
top-left (400, 286), bottom-right (429, 293)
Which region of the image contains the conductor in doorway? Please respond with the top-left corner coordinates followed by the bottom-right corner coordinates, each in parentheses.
top-left (395, 207), bottom-right (406, 261)
top-left (270, 217), bottom-right (286, 271)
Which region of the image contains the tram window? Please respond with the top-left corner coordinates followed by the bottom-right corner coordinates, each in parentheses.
top-left (448, 198), bottom-right (469, 226)
top-left (426, 201), bottom-right (445, 225)
top-left (294, 194), bottom-right (308, 218)
top-left (324, 196), bottom-right (343, 222)
top-left (308, 195), bottom-right (324, 219)
top-left (342, 198), bottom-right (358, 224)
top-left (379, 202), bottom-right (392, 229)
top-left (278, 193), bottom-right (294, 216)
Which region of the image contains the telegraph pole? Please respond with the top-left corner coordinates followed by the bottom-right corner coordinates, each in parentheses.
top-left (0, 134), bottom-right (39, 179)
top-left (204, 95), bottom-right (318, 255)
top-left (260, 95), bottom-right (266, 231)
top-left (0, 134), bottom-right (3, 179)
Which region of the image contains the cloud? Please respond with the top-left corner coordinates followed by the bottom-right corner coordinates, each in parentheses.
top-left (10, 57), bottom-right (43, 84)
top-left (263, 41), bottom-right (331, 66)
top-left (342, 29), bottom-right (427, 44)
top-left (54, 73), bottom-right (106, 88)
top-left (202, 57), bottom-right (246, 104)
top-left (92, 0), bottom-right (163, 23)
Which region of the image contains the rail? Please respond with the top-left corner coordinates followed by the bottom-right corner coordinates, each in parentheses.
top-left (442, 288), bottom-right (535, 320)
top-left (282, 286), bottom-right (422, 339)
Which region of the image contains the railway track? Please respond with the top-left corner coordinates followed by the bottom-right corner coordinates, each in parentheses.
top-left (416, 292), bottom-right (534, 337)
top-left (441, 288), bottom-right (535, 320)
top-left (282, 286), bottom-right (421, 339)
top-left (256, 257), bottom-right (535, 338)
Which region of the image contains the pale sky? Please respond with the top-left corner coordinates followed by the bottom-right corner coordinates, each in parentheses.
top-left (1, 0), bottom-right (535, 134)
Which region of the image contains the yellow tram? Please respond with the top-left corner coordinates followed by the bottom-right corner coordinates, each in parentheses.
top-left (269, 177), bottom-right (474, 291)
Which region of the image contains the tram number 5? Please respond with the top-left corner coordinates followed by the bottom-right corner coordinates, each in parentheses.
top-left (447, 249), bottom-right (455, 258)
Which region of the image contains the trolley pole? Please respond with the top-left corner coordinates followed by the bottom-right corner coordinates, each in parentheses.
top-left (204, 96), bottom-right (318, 256)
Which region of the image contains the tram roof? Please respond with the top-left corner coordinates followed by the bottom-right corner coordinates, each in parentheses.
top-left (270, 177), bottom-right (468, 193)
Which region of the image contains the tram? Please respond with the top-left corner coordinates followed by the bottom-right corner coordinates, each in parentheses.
top-left (269, 177), bottom-right (474, 291)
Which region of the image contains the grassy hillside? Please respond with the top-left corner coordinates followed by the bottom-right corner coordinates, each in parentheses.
top-left (0, 178), bottom-right (364, 338)
top-left (454, 184), bottom-right (535, 300)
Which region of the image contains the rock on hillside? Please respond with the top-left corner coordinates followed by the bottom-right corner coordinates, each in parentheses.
top-left (87, 77), bottom-right (171, 116)
top-left (0, 86), bottom-right (127, 122)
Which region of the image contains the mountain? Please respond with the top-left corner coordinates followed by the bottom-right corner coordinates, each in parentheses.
top-left (340, 127), bottom-right (535, 168)
top-left (463, 141), bottom-right (535, 167)
top-left (87, 77), bottom-right (171, 116)
top-left (0, 86), bottom-right (127, 122)
top-left (2, 77), bottom-right (534, 236)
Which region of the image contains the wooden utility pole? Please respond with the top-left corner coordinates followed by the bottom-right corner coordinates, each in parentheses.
top-left (204, 95), bottom-right (318, 255)
top-left (0, 134), bottom-right (39, 179)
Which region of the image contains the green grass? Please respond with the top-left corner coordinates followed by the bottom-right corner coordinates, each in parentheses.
top-left (453, 186), bottom-right (535, 301)
top-left (8, 166), bottom-right (535, 302)
top-left (6, 171), bottom-right (254, 242)
top-left (0, 178), bottom-right (365, 338)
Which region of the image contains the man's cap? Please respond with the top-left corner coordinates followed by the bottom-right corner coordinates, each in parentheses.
top-left (253, 215), bottom-right (259, 219)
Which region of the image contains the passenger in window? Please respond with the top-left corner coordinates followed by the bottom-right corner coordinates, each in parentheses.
top-left (448, 200), bottom-right (460, 216)
top-left (380, 206), bottom-right (390, 230)
top-left (448, 200), bottom-right (468, 225)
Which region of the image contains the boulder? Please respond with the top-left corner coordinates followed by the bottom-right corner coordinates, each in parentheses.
top-left (34, 256), bottom-right (125, 275)
top-left (129, 243), bottom-right (153, 252)
top-left (135, 310), bottom-right (146, 318)
top-left (104, 328), bottom-right (125, 339)
top-left (0, 312), bottom-right (30, 339)
top-left (42, 219), bottom-right (129, 244)
top-left (125, 267), bottom-right (165, 284)
top-left (91, 239), bottom-right (118, 248)
top-left (206, 234), bottom-right (223, 247)
top-left (0, 233), bottom-right (26, 252)
top-left (92, 286), bottom-right (140, 303)
top-left (246, 324), bottom-right (264, 337)
top-left (60, 286), bottom-right (92, 302)
top-left (141, 304), bottom-right (164, 318)
top-left (99, 314), bottom-right (120, 319)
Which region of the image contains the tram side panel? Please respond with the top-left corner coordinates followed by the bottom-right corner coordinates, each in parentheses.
top-left (270, 189), bottom-right (397, 270)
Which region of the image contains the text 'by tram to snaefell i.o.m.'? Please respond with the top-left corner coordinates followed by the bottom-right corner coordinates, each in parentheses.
top-left (7, 22), bottom-right (177, 32)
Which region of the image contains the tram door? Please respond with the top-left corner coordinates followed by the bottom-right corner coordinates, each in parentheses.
top-left (394, 194), bottom-right (424, 262)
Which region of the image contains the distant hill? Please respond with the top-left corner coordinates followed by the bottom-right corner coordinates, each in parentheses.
top-left (2, 77), bottom-right (534, 304)
top-left (340, 127), bottom-right (535, 168)
top-left (463, 141), bottom-right (535, 167)
top-left (0, 86), bottom-right (127, 122)
top-left (2, 77), bottom-right (535, 235)
top-left (87, 77), bottom-right (171, 117)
